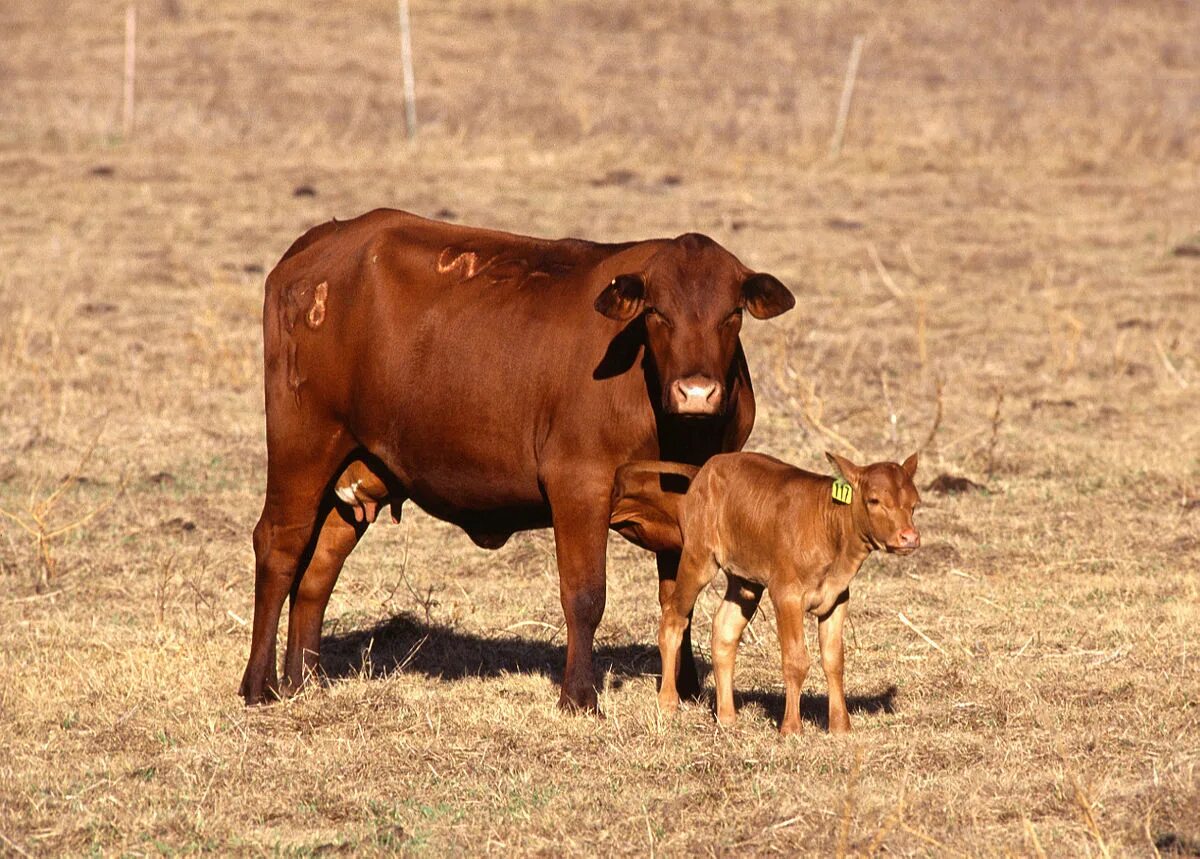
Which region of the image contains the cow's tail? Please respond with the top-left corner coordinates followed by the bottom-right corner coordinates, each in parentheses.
top-left (609, 460), bottom-right (699, 554)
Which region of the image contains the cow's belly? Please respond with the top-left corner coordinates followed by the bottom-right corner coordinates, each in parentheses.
top-left (366, 413), bottom-right (545, 510)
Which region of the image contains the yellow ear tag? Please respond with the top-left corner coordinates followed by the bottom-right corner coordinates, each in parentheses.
top-left (832, 478), bottom-right (853, 504)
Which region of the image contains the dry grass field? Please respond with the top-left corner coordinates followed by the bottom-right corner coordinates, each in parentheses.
top-left (2, 1), bottom-right (1199, 855)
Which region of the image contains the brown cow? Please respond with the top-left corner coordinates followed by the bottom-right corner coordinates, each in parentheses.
top-left (239, 209), bottom-right (794, 711)
top-left (612, 451), bottom-right (920, 734)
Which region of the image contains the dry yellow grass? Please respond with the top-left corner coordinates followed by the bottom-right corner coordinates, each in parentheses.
top-left (2, 1), bottom-right (1198, 855)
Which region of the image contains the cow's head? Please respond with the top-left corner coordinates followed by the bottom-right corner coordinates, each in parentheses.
top-left (594, 234), bottom-right (794, 417)
top-left (827, 451), bottom-right (922, 554)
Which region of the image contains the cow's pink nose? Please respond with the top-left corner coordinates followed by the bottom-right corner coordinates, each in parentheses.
top-left (898, 528), bottom-right (920, 548)
top-left (669, 376), bottom-right (722, 415)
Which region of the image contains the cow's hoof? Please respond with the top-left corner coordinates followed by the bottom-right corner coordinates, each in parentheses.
top-left (780, 720), bottom-right (803, 737)
top-left (558, 688), bottom-right (602, 717)
top-left (239, 676), bottom-right (281, 707)
top-left (716, 711), bottom-right (737, 728)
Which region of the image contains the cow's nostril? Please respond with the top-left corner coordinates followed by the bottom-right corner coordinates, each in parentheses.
top-left (670, 377), bottom-right (723, 414)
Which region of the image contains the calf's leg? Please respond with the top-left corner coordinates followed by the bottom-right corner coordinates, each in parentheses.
top-left (817, 591), bottom-right (851, 734)
top-left (658, 546), bottom-right (716, 715)
top-left (770, 587), bottom-right (811, 735)
top-left (711, 574), bottom-right (764, 727)
top-left (657, 552), bottom-right (701, 700)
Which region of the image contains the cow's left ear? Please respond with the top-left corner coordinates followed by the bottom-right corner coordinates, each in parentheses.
top-left (901, 452), bottom-right (919, 478)
top-left (594, 274), bottom-right (646, 321)
top-left (742, 273), bottom-right (795, 319)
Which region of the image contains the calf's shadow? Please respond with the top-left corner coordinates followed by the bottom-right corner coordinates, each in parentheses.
top-left (321, 611), bottom-right (898, 729)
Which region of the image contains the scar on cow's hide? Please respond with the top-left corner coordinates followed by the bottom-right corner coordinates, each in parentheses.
top-left (286, 339), bottom-right (305, 403)
top-left (437, 247), bottom-right (480, 280)
top-left (281, 279), bottom-right (327, 332)
top-left (305, 281), bottom-right (328, 329)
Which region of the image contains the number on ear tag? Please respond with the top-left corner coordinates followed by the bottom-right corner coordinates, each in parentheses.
top-left (832, 478), bottom-right (853, 505)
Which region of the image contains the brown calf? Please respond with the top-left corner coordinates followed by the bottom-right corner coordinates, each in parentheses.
top-left (240, 209), bottom-right (795, 712)
top-left (612, 450), bottom-right (920, 734)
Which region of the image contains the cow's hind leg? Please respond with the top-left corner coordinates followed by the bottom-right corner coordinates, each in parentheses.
top-left (240, 427), bottom-right (355, 705)
top-left (280, 459), bottom-right (394, 694)
top-left (279, 507), bottom-right (363, 696)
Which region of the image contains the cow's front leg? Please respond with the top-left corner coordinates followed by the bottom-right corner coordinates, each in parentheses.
top-left (547, 479), bottom-right (611, 714)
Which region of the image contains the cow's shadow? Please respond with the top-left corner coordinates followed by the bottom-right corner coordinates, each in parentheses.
top-left (320, 612), bottom-right (899, 729)
top-left (320, 611), bottom-right (666, 692)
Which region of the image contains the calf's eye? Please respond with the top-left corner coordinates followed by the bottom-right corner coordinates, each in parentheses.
top-left (867, 498), bottom-right (881, 506)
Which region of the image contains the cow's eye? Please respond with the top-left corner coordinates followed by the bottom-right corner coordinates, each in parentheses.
top-left (645, 307), bottom-right (672, 328)
top-left (722, 309), bottom-right (743, 327)
top-left (867, 498), bottom-right (881, 506)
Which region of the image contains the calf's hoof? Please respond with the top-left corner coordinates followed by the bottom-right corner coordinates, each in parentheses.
top-left (828, 717), bottom-right (852, 736)
top-left (657, 693), bottom-right (680, 716)
top-left (716, 710), bottom-right (738, 728)
top-left (780, 719), bottom-right (803, 737)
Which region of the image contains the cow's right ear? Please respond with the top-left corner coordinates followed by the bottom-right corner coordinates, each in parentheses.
top-left (742, 273), bottom-right (795, 319)
top-left (594, 274), bottom-right (646, 321)
top-left (826, 451), bottom-right (864, 486)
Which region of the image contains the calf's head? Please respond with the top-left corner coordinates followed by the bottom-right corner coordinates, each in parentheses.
top-left (827, 451), bottom-right (922, 554)
top-left (594, 234), bottom-right (794, 417)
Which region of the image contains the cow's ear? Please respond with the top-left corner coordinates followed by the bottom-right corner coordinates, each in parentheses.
top-left (901, 452), bottom-right (919, 478)
top-left (742, 273), bottom-right (795, 319)
top-left (594, 274), bottom-right (646, 321)
top-left (826, 451), bottom-right (864, 485)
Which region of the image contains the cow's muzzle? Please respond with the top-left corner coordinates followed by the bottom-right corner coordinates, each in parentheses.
top-left (667, 375), bottom-right (724, 416)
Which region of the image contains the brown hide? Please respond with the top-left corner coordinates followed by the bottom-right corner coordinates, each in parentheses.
top-left (239, 209), bottom-right (793, 711)
top-left (609, 461), bottom-right (699, 553)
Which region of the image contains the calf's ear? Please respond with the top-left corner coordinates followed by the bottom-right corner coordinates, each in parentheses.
top-left (594, 274), bottom-right (646, 321)
top-left (901, 452), bottom-right (919, 478)
top-left (826, 451), bottom-right (864, 485)
top-left (742, 273), bottom-right (795, 319)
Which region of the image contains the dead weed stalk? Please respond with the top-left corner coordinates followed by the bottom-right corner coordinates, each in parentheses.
top-left (0, 432), bottom-right (127, 592)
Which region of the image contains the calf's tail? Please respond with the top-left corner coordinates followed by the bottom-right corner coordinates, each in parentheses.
top-left (609, 460), bottom-right (699, 554)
